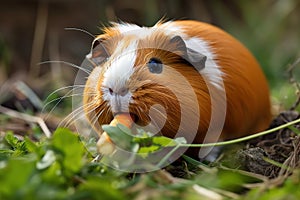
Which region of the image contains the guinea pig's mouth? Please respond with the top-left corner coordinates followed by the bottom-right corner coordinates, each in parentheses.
top-left (113, 112), bottom-right (139, 123)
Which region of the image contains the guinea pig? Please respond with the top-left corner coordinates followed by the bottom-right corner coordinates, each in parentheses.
top-left (83, 20), bottom-right (272, 157)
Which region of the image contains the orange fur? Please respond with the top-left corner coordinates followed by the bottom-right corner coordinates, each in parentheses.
top-left (173, 21), bottom-right (271, 139)
top-left (83, 20), bottom-right (272, 150)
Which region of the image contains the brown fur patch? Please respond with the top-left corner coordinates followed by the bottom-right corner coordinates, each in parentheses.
top-left (84, 20), bottom-right (272, 151)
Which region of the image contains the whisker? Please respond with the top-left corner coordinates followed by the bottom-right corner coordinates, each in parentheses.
top-left (84, 106), bottom-right (110, 136)
top-left (79, 104), bottom-right (99, 127)
top-left (149, 105), bottom-right (167, 120)
top-left (38, 60), bottom-right (92, 74)
top-left (89, 102), bottom-right (112, 131)
top-left (43, 85), bottom-right (85, 104)
top-left (43, 91), bottom-right (97, 121)
top-left (42, 85), bottom-right (92, 115)
top-left (90, 102), bottom-right (108, 123)
top-left (43, 89), bottom-right (75, 120)
top-left (89, 109), bottom-right (104, 129)
top-left (60, 101), bottom-right (96, 128)
top-left (141, 106), bottom-right (164, 133)
top-left (64, 27), bottom-right (95, 39)
top-left (70, 101), bottom-right (108, 132)
top-left (43, 90), bottom-right (96, 112)
top-left (69, 100), bottom-right (99, 126)
top-left (155, 88), bottom-right (178, 101)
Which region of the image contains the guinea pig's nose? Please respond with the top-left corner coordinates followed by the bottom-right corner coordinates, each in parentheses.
top-left (109, 87), bottom-right (129, 96)
top-left (118, 87), bottom-right (129, 96)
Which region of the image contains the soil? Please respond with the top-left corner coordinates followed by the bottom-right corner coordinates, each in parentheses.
top-left (238, 110), bottom-right (300, 178)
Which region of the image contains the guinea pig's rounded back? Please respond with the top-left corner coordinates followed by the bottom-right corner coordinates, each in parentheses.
top-left (83, 20), bottom-right (272, 148)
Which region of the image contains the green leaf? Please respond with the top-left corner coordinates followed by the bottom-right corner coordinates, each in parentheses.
top-left (52, 128), bottom-right (85, 174)
top-left (135, 128), bottom-right (155, 137)
top-left (102, 125), bottom-right (133, 150)
top-left (24, 137), bottom-right (45, 158)
top-left (138, 146), bottom-right (160, 158)
top-left (73, 177), bottom-right (127, 200)
top-left (24, 137), bottom-right (39, 153)
top-left (174, 137), bottom-right (187, 144)
top-left (116, 124), bottom-right (133, 135)
top-left (288, 125), bottom-right (300, 135)
top-left (182, 155), bottom-right (207, 167)
top-left (36, 150), bottom-right (56, 170)
top-left (4, 132), bottom-right (27, 156)
top-left (5, 131), bottom-right (21, 149)
top-left (40, 161), bottom-right (65, 185)
top-left (130, 143), bottom-right (140, 153)
top-left (152, 136), bottom-right (177, 147)
top-left (0, 158), bottom-right (35, 197)
top-left (132, 135), bottom-right (153, 146)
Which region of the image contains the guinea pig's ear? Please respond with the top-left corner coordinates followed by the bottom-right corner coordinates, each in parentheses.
top-left (86, 38), bottom-right (109, 66)
top-left (171, 36), bottom-right (207, 71)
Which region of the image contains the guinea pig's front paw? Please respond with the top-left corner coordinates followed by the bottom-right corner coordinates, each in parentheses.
top-left (96, 132), bottom-right (116, 155)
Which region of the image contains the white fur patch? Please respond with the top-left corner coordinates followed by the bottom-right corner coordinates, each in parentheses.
top-left (112, 22), bottom-right (141, 35)
top-left (102, 41), bottom-right (137, 89)
top-left (157, 22), bottom-right (224, 89)
top-left (183, 37), bottom-right (224, 89)
top-left (155, 21), bottom-right (185, 37)
top-left (114, 23), bottom-right (153, 39)
top-left (113, 21), bottom-right (224, 90)
top-left (114, 21), bottom-right (183, 40)
top-left (102, 40), bottom-right (137, 113)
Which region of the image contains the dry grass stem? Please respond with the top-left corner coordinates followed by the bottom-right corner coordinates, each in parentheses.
top-left (0, 105), bottom-right (51, 138)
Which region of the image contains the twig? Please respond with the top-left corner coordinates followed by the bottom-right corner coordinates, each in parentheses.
top-left (192, 184), bottom-right (223, 200)
top-left (14, 81), bottom-right (43, 110)
top-left (0, 105), bottom-right (51, 138)
top-left (270, 136), bottom-right (300, 186)
top-left (212, 188), bottom-right (240, 200)
top-left (29, 1), bottom-right (48, 78)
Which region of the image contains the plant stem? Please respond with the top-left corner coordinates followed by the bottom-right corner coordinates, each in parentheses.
top-left (180, 117), bottom-right (300, 148)
top-left (156, 117), bottom-right (300, 168)
top-left (156, 144), bottom-right (181, 168)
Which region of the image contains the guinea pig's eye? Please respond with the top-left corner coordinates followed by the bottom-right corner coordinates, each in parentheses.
top-left (147, 58), bottom-right (163, 74)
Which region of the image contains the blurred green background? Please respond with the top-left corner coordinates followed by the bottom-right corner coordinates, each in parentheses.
top-left (0, 0), bottom-right (299, 110)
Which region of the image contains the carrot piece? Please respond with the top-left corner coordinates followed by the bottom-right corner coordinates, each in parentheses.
top-left (110, 113), bottom-right (134, 128)
top-left (97, 113), bottom-right (134, 155)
